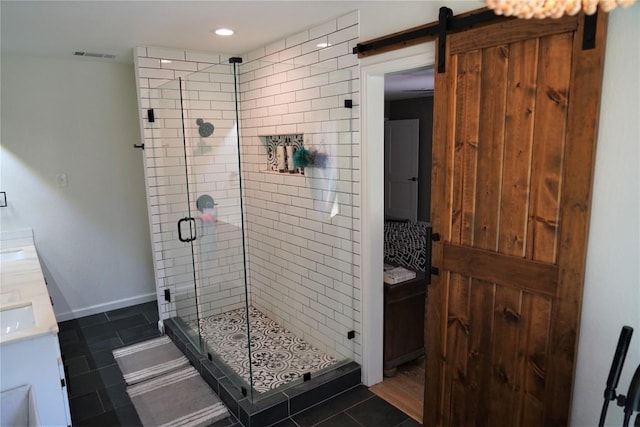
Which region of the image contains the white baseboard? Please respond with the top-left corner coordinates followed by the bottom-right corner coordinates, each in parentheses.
top-left (55, 292), bottom-right (158, 322)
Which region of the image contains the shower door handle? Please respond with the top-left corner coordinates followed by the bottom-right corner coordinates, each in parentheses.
top-left (177, 217), bottom-right (197, 242)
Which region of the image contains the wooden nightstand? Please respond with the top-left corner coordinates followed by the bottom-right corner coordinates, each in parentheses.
top-left (383, 271), bottom-right (427, 376)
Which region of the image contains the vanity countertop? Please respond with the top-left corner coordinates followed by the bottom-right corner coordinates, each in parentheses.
top-left (0, 244), bottom-right (59, 345)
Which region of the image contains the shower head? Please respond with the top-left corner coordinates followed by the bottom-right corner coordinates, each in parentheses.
top-left (196, 118), bottom-right (214, 137)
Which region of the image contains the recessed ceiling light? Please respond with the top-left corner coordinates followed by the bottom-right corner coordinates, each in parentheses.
top-left (214, 28), bottom-right (234, 36)
top-left (161, 59), bottom-right (172, 64)
top-left (317, 43), bottom-right (331, 48)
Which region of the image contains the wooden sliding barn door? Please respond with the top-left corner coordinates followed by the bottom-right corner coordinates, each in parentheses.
top-left (425, 10), bottom-right (607, 427)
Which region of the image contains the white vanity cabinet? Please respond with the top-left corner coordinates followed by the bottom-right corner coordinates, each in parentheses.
top-left (1, 230), bottom-right (71, 426)
top-left (1, 333), bottom-right (71, 426)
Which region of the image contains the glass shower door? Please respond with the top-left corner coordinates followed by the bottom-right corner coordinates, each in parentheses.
top-left (175, 59), bottom-right (253, 394)
top-left (151, 76), bottom-right (203, 350)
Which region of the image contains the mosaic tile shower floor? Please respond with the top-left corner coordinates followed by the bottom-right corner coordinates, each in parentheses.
top-left (189, 306), bottom-right (338, 393)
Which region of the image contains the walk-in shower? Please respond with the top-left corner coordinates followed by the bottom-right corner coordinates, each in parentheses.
top-left (143, 54), bottom-right (358, 403)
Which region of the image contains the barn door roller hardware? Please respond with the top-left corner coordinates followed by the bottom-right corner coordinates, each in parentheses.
top-left (354, 4), bottom-right (607, 59)
top-left (582, 13), bottom-right (598, 50)
top-left (437, 7), bottom-right (453, 73)
top-left (352, 7), bottom-right (510, 59)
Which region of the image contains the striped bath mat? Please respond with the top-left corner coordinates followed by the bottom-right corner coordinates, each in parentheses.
top-left (127, 366), bottom-right (229, 427)
top-left (113, 336), bottom-right (189, 385)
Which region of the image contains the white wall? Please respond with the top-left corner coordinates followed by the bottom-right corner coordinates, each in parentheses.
top-left (572, 5), bottom-right (640, 426)
top-left (357, 1), bottom-right (481, 42)
top-left (0, 55), bottom-right (155, 320)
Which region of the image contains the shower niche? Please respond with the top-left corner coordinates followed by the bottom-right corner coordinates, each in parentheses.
top-left (141, 54), bottom-right (359, 423)
top-left (264, 134), bottom-right (304, 174)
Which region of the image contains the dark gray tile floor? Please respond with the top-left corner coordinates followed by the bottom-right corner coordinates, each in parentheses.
top-left (58, 301), bottom-right (421, 427)
top-left (58, 301), bottom-right (161, 426)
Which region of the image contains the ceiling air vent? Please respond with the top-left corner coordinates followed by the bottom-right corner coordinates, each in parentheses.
top-left (74, 51), bottom-right (116, 59)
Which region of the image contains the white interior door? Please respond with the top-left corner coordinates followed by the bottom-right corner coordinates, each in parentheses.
top-left (384, 119), bottom-right (419, 222)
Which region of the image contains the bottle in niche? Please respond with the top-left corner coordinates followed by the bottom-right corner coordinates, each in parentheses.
top-left (286, 145), bottom-right (296, 173)
top-left (276, 145), bottom-right (286, 173)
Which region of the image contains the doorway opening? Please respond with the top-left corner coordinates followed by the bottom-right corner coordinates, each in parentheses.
top-left (371, 65), bottom-right (433, 423)
top-left (384, 65), bottom-right (433, 223)
top-left (360, 43), bottom-right (436, 424)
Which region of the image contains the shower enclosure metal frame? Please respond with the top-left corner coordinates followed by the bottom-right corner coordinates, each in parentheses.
top-left (149, 54), bottom-right (358, 403)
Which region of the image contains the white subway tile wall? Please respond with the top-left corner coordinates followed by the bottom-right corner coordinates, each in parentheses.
top-left (239, 12), bottom-right (360, 362)
top-left (134, 11), bottom-right (361, 364)
top-left (136, 50), bottom-right (247, 327)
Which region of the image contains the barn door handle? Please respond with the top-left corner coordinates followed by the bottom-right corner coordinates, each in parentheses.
top-left (407, 177), bottom-right (417, 181)
top-left (427, 228), bottom-right (440, 283)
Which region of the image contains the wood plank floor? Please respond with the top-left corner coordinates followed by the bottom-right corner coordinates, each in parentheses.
top-left (369, 358), bottom-right (425, 424)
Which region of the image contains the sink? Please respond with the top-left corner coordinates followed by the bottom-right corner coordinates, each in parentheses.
top-left (1, 385), bottom-right (41, 427)
top-left (0, 248), bottom-right (25, 262)
top-left (0, 304), bottom-right (36, 335)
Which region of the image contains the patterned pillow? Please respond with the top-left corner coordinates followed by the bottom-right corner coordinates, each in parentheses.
top-left (384, 221), bottom-right (430, 272)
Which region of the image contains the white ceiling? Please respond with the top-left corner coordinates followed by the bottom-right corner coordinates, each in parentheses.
top-left (1, 1), bottom-right (373, 62)
top-left (0, 0), bottom-right (436, 98)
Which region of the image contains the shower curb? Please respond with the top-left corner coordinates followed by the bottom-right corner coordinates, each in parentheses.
top-left (163, 318), bottom-right (362, 427)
